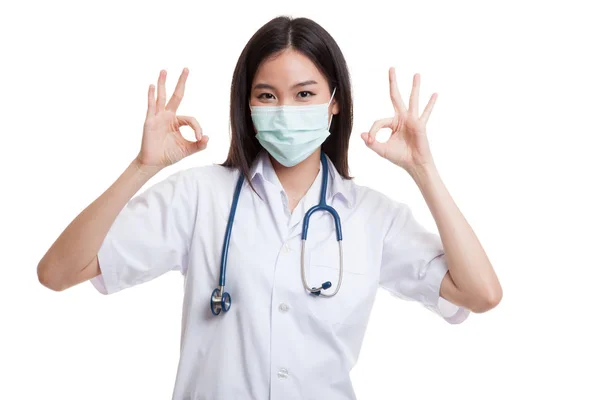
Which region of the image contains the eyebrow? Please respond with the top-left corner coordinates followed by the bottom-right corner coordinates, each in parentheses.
top-left (253, 80), bottom-right (318, 91)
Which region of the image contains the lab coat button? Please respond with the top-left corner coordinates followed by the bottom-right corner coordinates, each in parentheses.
top-left (277, 368), bottom-right (289, 379)
top-left (279, 303), bottom-right (289, 312)
top-left (283, 242), bottom-right (292, 253)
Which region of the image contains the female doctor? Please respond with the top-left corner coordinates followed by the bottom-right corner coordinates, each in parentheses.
top-left (38, 16), bottom-right (502, 400)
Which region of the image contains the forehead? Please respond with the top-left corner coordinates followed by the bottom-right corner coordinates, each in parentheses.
top-left (252, 49), bottom-right (327, 86)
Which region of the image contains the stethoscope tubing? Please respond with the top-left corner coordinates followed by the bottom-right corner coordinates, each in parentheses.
top-left (219, 173), bottom-right (245, 287)
top-left (211, 151), bottom-right (343, 315)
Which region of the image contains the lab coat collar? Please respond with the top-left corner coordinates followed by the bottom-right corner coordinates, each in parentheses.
top-left (248, 149), bottom-right (356, 208)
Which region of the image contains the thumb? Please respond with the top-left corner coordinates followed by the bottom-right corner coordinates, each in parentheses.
top-left (361, 132), bottom-right (386, 157)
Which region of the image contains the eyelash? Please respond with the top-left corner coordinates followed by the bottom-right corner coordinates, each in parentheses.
top-left (298, 91), bottom-right (315, 98)
top-left (257, 91), bottom-right (315, 100)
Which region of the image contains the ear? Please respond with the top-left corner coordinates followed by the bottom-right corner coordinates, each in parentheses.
top-left (331, 98), bottom-right (340, 115)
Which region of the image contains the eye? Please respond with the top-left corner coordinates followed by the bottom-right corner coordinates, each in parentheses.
top-left (298, 91), bottom-right (315, 99)
top-left (257, 93), bottom-right (276, 100)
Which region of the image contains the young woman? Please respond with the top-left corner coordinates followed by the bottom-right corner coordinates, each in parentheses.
top-left (38, 15), bottom-right (502, 400)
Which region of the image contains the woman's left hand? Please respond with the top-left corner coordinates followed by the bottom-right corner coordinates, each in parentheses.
top-left (361, 68), bottom-right (438, 174)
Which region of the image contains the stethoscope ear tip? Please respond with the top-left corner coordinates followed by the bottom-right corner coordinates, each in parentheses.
top-left (310, 281), bottom-right (333, 296)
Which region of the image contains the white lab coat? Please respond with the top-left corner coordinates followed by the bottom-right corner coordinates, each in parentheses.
top-left (90, 150), bottom-right (469, 399)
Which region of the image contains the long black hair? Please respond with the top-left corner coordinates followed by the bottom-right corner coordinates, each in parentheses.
top-left (221, 16), bottom-right (353, 182)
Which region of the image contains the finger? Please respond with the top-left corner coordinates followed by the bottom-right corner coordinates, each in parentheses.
top-left (146, 84), bottom-right (156, 118)
top-left (361, 117), bottom-right (393, 157)
top-left (166, 67), bottom-right (189, 112)
top-left (368, 117), bottom-right (394, 142)
top-left (420, 93), bottom-right (438, 125)
top-left (389, 67), bottom-right (407, 115)
top-left (177, 115), bottom-right (204, 141)
top-left (408, 73), bottom-right (420, 117)
top-left (156, 69), bottom-right (167, 110)
top-left (360, 132), bottom-right (386, 157)
top-left (186, 135), bottom-right (210, 155)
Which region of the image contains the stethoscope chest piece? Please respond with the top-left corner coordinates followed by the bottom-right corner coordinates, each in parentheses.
top-left (210, 288), bottom-right (231, 316)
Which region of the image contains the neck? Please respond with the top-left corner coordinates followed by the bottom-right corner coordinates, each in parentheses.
top-left (270, 149), bottom-right (321, 211)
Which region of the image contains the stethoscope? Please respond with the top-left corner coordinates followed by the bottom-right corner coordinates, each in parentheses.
top-left (210, 151), bottom-right (344, 316)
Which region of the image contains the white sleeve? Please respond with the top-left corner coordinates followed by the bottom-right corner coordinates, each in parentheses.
top-left (378, 203), bottom-right (470, 324)
top-left (90, 168), bottom-right (196, 295)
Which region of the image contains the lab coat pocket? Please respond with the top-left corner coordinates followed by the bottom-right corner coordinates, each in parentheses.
top-left (304, 239), bottom-right (371, 326)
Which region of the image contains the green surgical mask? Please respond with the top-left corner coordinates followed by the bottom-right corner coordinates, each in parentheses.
top-left (250, 87), bottom-right (337, 167)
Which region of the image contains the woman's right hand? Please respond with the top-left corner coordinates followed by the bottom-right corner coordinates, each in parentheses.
top-left (136, 68), bottom-right (209, 169)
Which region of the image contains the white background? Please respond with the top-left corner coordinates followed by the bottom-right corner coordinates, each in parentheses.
top-left (1, 0), bottom-right (599, 399)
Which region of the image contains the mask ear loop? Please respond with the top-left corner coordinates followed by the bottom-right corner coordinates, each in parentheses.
top-left (327, 87), bottom-right (337, 130)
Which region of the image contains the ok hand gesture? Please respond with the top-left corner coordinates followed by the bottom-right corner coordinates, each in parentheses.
top-left (361, 68), bottom-right (438, 173)
top-left (136, 68), bottom-right (209, 169)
